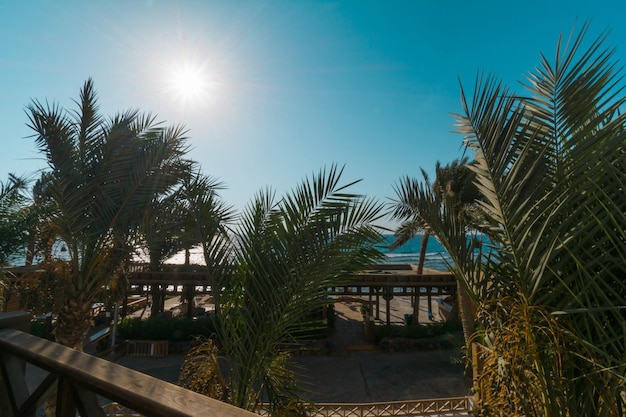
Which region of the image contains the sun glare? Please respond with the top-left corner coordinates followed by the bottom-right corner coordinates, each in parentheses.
top-left (164, 60), bottom-right (216, 107)
top-left (172, 67), bottom-right (205, 99)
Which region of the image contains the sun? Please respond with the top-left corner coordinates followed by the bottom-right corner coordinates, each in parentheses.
top-left (164, 60), bottom-right (215, 106)
top-left (172, 66), bottom-right (206, 100)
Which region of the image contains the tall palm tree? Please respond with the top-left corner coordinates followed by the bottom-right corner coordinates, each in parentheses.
top-left (27, 79), bottom-right (190, 349)
top-left (180, 165), bottom-right (386, 415)
top-left (428, 24), bottom-right (625, 415)
top-left (390, 158), bottom-right (480, 325)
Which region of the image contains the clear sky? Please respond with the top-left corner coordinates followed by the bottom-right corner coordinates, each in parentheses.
top-left (1, 1), bottom-right (625, 229)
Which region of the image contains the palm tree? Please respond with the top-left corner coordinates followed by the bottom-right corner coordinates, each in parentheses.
top-left (180, 165), bottom-right (386, 415)
top-left (138, 183), bottom-right (201, 317)
top-left (429, 24), bottom-right (625, 415)
top-left (390, 158), bottom-right (480, 325)
top-left (26, 79), bottom-right (190, 349)
top-left (178, 170), bottom-right (237, 316)
top-left (0, 174), bottom-right (33, 266)
top-left (24, 172), bottom-right (57, 266)
top-left (0, 174), bottom-right (35, 311)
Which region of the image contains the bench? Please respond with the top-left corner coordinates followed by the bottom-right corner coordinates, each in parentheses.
top-left (90, 327), bottom-right (110, 342)
top-left (126, 340), bottom-right (169, 358)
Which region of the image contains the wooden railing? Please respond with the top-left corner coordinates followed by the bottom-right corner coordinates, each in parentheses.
top-left (0, 311), bottom-right (258, 417)
top-left (0, 311), bottom-right (471, 417)
top-left (125, 265), bottom-right (456, 294)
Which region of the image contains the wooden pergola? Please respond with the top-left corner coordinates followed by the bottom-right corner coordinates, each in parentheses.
top-left (127, 264), bottom-right (457, 324)
top-left (331, 264), bottom-right (456, 324)
top-left (5, 263), bottom-right (457, 324)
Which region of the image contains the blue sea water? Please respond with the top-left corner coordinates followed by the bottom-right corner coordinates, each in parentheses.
top-left (8, 234), bottom-right (452, 272)
top-left (379, 234), bottom-right (451, 271)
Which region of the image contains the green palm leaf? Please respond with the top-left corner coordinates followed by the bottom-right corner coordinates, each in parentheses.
top-left (452, 24), bottom-right (626, 415)
top-left (26, 79), bottom-right (190, 348)
top-left (207, 164), bottom-right (385, 412)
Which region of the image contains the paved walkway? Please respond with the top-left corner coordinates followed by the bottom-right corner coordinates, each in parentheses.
top-left (112, 297), bottom-right (469, 404)
top-left (330, 301), bottom-right (368, 349)
top-left (113, 348), bottom-right (469, 404)
top-left (329, 295), bottom-right (444, 349)
top-left (291, 349), bottom-right (469, 403)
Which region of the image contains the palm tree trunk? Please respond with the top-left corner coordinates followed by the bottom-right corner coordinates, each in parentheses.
top-left (149, 253), bottom-right (164, 317)
top-left (55, 295), bottom-right (93, 350)
top-left (45, 294), bottom-right (94, 416)
top-left (416, 232), bottom-right (429, 276)
top-left (25, 235), bottom-right (35, 265)
top-left (412, 232), bottom-right (430, 324)
top-left (457, 284), bottom-right (476, 376)
top-left (150, 286), bottom-right (164, 317)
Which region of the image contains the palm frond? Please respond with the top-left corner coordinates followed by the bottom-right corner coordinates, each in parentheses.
top-left (26, 80), bottom-right (191, 348)
top-left (214, 164), bottom-right (384, 411)
top-left (451, 24), bottom-right (626, 415)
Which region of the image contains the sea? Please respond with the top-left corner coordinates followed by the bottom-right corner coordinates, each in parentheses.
top-left (162, 234), bottom-right (451, 271)
top-left (378, 234), bottom-right (450, 271)
top-left (9, 234), bottom-right (451, 272)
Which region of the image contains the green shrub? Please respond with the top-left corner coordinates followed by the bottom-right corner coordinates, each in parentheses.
top-left (375, 321), bottom-right (461, 340)
top-left (30, 319), bottom-right (53, 340)
top-left (118, 316), bottom-right (217, 341)
top-left (290, 320), bottom-right (328, 340)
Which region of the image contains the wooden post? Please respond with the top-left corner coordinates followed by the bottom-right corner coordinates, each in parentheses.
top-left (427, 290), bottom-right (433, 320)
top-left (0, 311), bottom-right (31, 417)
top-left (382, 287), bottom-right (394, 326)
top-left (122, 285), bottom-right (129, 318)
top-left (412, 288), bottom-right (420, 324)
top-left (150, 284), bottom-right (162, 317)
top-left (386, 297), bottom-right (390, 325)
top-left (56, 377), bottom-right (77, 416)
top-left (185, 284), bottom-right (194, 319)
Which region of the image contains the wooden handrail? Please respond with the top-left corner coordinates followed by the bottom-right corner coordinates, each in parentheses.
top-left (0, 325), bottom-right (257, 417)
top-left (0, 313), bottom-right (471, 417)
top-left (126, 269), bottom-right (456, 296)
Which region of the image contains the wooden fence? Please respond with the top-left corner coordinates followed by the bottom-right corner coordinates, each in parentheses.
top-left (0, 311), bottom-right (258, 417)
top-left (256, 397), bottom-right (471, 417)
top-left (1, 311), bottom-right (470, 417)
top-left (103, 397), bottom-right (472, 417)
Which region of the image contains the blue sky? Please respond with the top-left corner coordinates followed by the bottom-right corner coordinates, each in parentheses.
top-left (1, 1), bottom-right (625, 229)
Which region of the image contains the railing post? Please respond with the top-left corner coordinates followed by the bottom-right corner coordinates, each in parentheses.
top-left (0, 311), bottom-right (32, 417)
top-left (56, 377), bottom-right (76, 417)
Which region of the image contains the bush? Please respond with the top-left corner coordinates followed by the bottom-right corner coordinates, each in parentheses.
top-left (291, 320), bottom-right (328, 340)
top-left (118, 316), bottom-right (217, 341)
top-left (375, 321), bottom-right (461, 340)
top-left (30, 318), bottom-right (54, 340)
